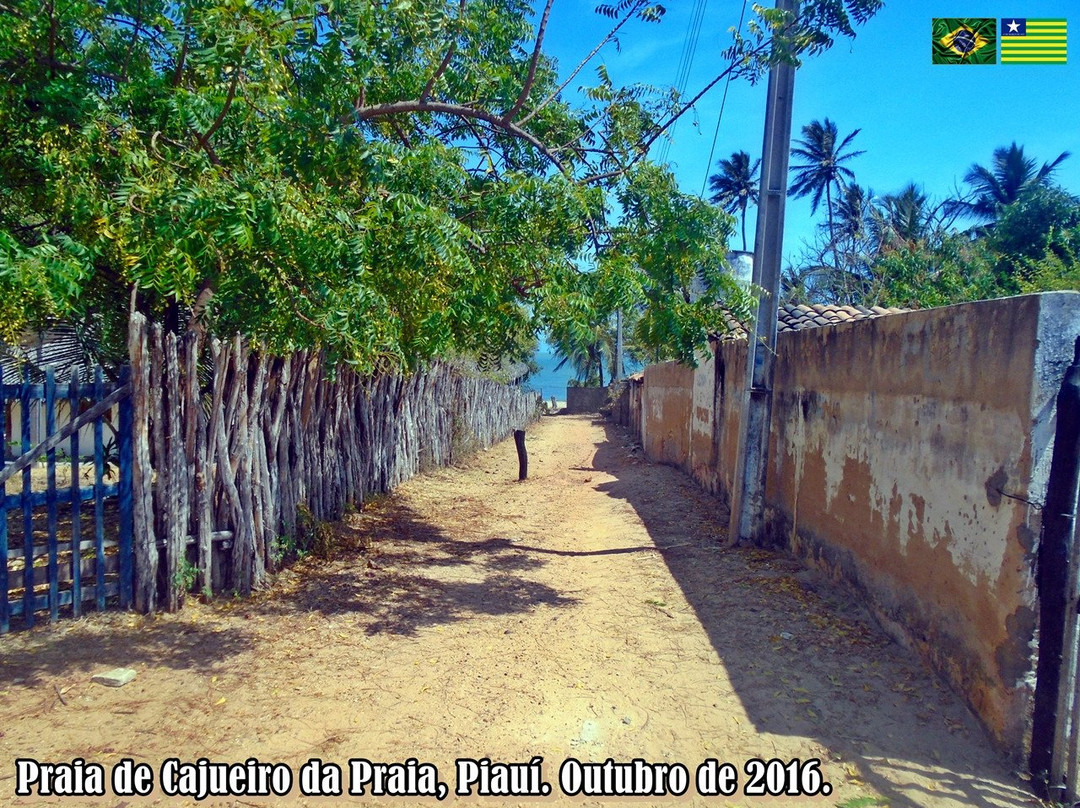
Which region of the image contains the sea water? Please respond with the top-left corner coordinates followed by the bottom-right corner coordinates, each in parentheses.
top-left (524, 349), bottom-right (576, 404)
top-left (524, 349), bottom-right (640, 404)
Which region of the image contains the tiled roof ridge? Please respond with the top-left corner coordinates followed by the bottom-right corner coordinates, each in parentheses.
top-left (719, 302), bottom-right (909, 340)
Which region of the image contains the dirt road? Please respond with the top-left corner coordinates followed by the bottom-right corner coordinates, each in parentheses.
top-left (0, 415), bottom-right (1038, 807)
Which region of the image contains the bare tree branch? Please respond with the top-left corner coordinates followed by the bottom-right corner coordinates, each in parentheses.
top-left (196, 59), bottom-right (243, 153)
top-left (421, 42), bottom-right (456, 102)
top-left (354, 100), bottom-right (568, 176)
top-left (389, 118), bottom-right (413, 148)
top-left (501, 0), bottom-right (555, 124)
top-left (119, 0), bottom-right (144, 82)
top-left (171, 7), bottom-right (191, 87)
top-left (580, 40), bottom-right (772, 185)
top-left (421, 0), bottom-right (466, 102)
top-left (519, 0), bottom-right (648, 126)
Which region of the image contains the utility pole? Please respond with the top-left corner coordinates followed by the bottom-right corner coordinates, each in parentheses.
top-left (613, 310), bottom-right (625, 382)
top-left (728, 0), bottom-right (798, 546)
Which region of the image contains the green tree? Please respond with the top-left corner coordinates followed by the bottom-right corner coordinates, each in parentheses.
top-left (783, 181), bottom-right (879, 305)
top-left (827, 182), bottom-right (876, 301)
top-left (874, 183), bottom-right (933, 248)
top-left (996, 186), bottom-right (1080, 292)
top-left (543, 266), bottom-right (619, 387)
top-left (867, 234), bottom-right (1000, 309)
top-left (612, 164), bottom-right (754, 365)
top-left (708, 151), bottom-right (761, 251)
top-left (0, 0), bottom-right (610, 365)
top-left (0, 0), bottom-right (883, 370)
top-left (788, 118), bottom-right (864, 262)
top-left (952, 142), bottom-right (1071, 224)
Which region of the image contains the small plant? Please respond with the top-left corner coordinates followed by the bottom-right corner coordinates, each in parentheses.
top-left (173, 558), bottom-right (198, 593)
top-left (101, 437), bottom-right (120, 480)
top-left (270, 534), bottom-right (296, 567)
top-left (80, 437), bottom-right (120, 481)
top-left (296, 502), bottom-right (335, 559)
top-left (836, 797), bottom-right (889, 808)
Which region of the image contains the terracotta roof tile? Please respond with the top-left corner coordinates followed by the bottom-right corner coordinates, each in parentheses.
top-left (717, 302), bottom-right (909, 341)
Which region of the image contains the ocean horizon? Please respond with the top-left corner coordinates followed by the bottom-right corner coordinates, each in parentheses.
top-left (524, 350), bottom-right (577, 403)
top-left (523, 350), bottom-right (641, 403)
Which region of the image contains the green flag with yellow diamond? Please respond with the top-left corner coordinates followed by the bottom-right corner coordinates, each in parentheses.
top-left (932, 18), bottom-right (997, 64)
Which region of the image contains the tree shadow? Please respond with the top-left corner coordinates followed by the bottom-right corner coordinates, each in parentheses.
top-left (0, 494), bottom-right (579, 687)
top-left (248, 499), bottom-right (577, 636)
top-left (588, 419), bottom-right (1033, 808)
top-left (0, 611), bottom-right (255, 686)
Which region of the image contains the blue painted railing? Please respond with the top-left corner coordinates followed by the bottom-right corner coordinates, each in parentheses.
top-left (0, 364), bottom-right (133, 633)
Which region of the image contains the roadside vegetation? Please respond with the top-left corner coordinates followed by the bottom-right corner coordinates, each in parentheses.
top-left (0, 0), bottom-right (882, 375)
top-left (708, 123), bottom-right (1077, 309)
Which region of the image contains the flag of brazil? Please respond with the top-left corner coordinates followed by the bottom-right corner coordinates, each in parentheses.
top-left (932, 18), bottom-right (997, 64)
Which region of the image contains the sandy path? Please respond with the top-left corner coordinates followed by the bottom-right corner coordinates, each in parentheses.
top-left (0, 415), bottom-right (1037, 807)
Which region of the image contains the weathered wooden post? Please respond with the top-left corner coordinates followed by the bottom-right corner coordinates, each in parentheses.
top-left (128, 313), bottom-right (158, 613)
top-left (514, 429), bottom-right (527, 481)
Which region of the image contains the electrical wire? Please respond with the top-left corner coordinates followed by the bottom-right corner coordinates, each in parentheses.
top-left (657, 0), bottom-right (709, 164)
top-left (699, 0), bottom-right (749, 198)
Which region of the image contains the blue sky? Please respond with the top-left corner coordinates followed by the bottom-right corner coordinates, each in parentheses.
top-left (542, 0), bottom-right (1080, 265)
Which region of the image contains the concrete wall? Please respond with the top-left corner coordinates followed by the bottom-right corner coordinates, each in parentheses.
top-left (565, 385), bottom-right (609, 414)
top-left (632, 292), bottom-right (1080, 758)
top-left (641, 363), bottom-right (694, 468)
top-left (610, 377), bottom-right (644, 437)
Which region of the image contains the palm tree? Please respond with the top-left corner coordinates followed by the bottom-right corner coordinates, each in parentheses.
top-left (832, 182), bottom-right (873, 249)
top-left (829, 183), bottom-right (876, 300)
top-left (551, 320), bottom-right (616, 388)
top-left (876, 183), bottom-right (931, 248)
top-left (788, 119), bottom-right (865, 255)
top-left (953, 142), bottom-right (1071, 222)
top-left (708, 151), bottom-right (761, 251)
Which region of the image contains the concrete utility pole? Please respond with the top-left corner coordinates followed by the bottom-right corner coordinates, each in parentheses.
top-left (728, 0), bottom-right (798, 546)
top-left (613, 309), bottom-right (624, 383)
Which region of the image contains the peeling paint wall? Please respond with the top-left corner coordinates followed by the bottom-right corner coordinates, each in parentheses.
top-left (636, 292), bottom-right (1080, 758)
top-left (641, 362), bottom-right (695, 471)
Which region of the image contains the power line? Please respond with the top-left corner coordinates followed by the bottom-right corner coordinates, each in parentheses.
top-left (663, 0), bottom-right (705, 159)
top-left (699, 0), bottom-right (749, 198)
top-left (658, 0), bottom-right (709, 164)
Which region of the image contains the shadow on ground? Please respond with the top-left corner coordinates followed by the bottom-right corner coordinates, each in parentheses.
top-left (247, 499), bottom-right (577, 636)
top-left (0, 416), bottom-right (1035, 808)
top-left (0, 610), bottom-right (255, 686)
top-left (585, 419), bottom-right (1032, 808)
top-left (0, 493), bottom-right (578, 688)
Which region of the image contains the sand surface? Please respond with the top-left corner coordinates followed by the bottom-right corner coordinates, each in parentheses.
top-left (0, 415), bottom-right (1038, 807)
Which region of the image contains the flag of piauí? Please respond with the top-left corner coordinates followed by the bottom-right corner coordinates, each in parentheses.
top-left (1001, 18), bottom-right (1067, 64)
top-left (932, 18), bottom-right (997, 64)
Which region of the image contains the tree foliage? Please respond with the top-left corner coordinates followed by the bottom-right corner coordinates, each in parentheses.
top-left (784, 137), bottom-right (1079, 310)
top-left (0, 0), bottom-right (883, 370)
top-left (787, 117), bottom-right (863, 273)
top-left (951, 142), bottom-right (1071, 224)
top-left (709, 150), bottom-right (760, 252)
top-left (608, 165), bottom-right (755, 365)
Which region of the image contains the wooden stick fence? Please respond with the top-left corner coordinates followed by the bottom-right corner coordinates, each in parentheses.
top-left (128, 313), bottom-right (540, 609)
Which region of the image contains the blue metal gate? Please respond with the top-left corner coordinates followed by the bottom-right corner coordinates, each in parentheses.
top-left (0, 364), bottom-right (133, 632)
